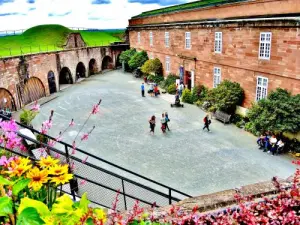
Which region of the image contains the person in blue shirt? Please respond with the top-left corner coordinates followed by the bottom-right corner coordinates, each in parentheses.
top-left (141, 83), bottom-right (145, 97)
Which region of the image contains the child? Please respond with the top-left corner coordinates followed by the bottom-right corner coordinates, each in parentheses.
top-left (165, 112), bottom-right (170, 131)
top-left (149, 115), bottom-right (156, 135)
top-left (203, 114), bottom-right (211, 132)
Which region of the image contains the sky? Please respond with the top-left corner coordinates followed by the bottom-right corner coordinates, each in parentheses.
top-left (0, 0), bottom-right (193, 31)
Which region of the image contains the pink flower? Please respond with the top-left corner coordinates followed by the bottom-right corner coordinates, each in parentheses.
top-left (80, 179), bottom-right (87, 186)
top-left (0, 156), bottom-right (9, 166)
top-left (91, 104), bottom-right (99, 115)
top-left (70, 162), bottom-right (75, 170)
top-left (69, 119), bottom-right (75, 127)
top-left (82, 156), bottom-right (88, 164)
top-left (47, 140), bottom-right (55, 147)
top-left (6, 190), bottom-right (12, 197)
top-left (54, 153), bottom-right (60, 159)
top-left (42, 120), bottom-right (52, 130)
top-left (0, 119), bottom-right (18, 133)
top-left (81, 133), bottom-right (89, 141)
top-left (71, 141), bottom-right (76, 154)
top-left (31, 101), bottom-right (40, 111)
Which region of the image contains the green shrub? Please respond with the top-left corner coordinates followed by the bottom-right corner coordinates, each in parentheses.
top-left (20, 109), bottom-right (38, 126)
top-left (119, 48), bottom-right (136, 71)
top-left (206, 80), bottom-right (244, 114)
top-left (195, 100), bottom-right (203, 107)
top-left (167, 83), bottom-right (177, 94)
top-left (141, 58), bottom-right (162, 75)
top-left (231, 114), bottom-right (243, 124)
top-left (236, 120), bottom-right (245, 129)
top-left (147, 74), bottom-right (155, 82)
top-left (181, 89), bottom-right (193, 104)
top-left (161, 74), bottom-right (179, 89)
top-left (128, 50), bottom-right (148, 70)
top-left (191, 85), bottom-right (208, 103)
top-left (152, 75), bottom-right (164, 84)
top-left (247, 88), bottom-right (300, 135)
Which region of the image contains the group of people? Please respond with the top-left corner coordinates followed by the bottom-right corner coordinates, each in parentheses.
top-left (149, 112), bottom-right (170, 134)
top-left (141, 82), bottom-right (159, 97)
top-left (257, 132), bottom-right (285, 155)
top-left (176, 82), bottom-right (185, 97)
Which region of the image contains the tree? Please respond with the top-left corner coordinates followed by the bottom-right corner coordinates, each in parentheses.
top-left (206, 80), bottom-right (244, 114)
top-left (141, 58), bottom-right (163, 76)
top-left (119, 48), bottom-right (136, 71)
top-left (246, 88), bottom-right (300, 135)
top-left (128, 51), bottom-right (148, 70)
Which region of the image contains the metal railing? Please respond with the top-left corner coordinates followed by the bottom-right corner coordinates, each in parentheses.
top-left (0, 115), bottom-right (192, 210)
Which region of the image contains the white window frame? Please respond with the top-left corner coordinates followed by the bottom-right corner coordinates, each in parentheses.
top-left (166, 56), bottom-right (170, 73)
top-left (149, 31), bottom-right (153, 47)
top-left (165, 32), bottom-right (169, 48)
top-left (137, 32), bottom-right (140, 44)
top-left (185, 32), bottom-right (191, 49)
top-left (259, 32), bottom-right (272, 60)
top-left (214, 32), bottom-right (222, 53)
top-left (213, 67), bottom-right (221, 88)
top-left (256, 76), bottom-right (268, 101)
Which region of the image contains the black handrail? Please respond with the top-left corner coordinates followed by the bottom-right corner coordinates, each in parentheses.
top-left (1, 114), bottom-right (192, 210)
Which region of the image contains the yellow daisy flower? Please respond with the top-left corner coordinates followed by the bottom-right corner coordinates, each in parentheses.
top-left (38, 156), bottom-right (59, 168)
top-left (27, 167), bottom-right (48, 191)
top-left (48, 164), bottom-right (69, 176)
top-left (51, 173), bottom-right (73, 186)
top-left (7, 163), bottom-right (32, 177)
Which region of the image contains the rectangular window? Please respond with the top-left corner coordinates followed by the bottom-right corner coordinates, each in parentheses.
top-left (214, 32), bottom-right (222, 53)
top-left (165, 32), bottom-right (169, 47)
top-left (185, 32), bottom-right (191, 49)
top-left (166, 56), bottom-right (170, 73)
top-left (256, 76), bottom-right (268, 101)
top-left (137, 32), bottom-right (140, 44)
top-left (259, 32), bottom-right (272, 59)
top-left (149, 32), bottom-right (153, 46)
top-left (213, 67), bottom-right (221, 88)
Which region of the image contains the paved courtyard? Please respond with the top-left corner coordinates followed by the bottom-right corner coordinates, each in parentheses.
top-left (33, 70), bottom-right (296, 196)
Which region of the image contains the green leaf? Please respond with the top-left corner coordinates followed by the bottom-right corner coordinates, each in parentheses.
top-left (85, 218), bottom-right (94, 225)
top-left (79, 193), bottom-right (90, 213)
top-left (13, 178), bottom-right (31, 196)
top-left (0, 196), bottom-right (13, 217)
top-left (18, 197), bottom-right (49, 217)
top-left (17, 207), bottom-right (45, 225)
top-left (0, 175), bottom-right (12, 186)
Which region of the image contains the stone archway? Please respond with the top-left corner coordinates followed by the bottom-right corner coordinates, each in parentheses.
top-left (101, 56), bottom-right (113, 70)
top-left (0, 88), bottom-right (16, 111)
top-left (76, 62), bottom-right (86, 80)
top-left (23, 77), bottom-right (46, 105)
top-left (115, 54), bottom-right (122, 68)
top-left (59, 67), bottom-right (73, 85)
top-left (88, 58), bottom-right (98, 76)
top-left (47, 71), bottom-right (57, 94)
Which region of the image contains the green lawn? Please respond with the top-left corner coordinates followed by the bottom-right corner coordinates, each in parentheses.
top-left (0, 25), bottom-right (124, 57)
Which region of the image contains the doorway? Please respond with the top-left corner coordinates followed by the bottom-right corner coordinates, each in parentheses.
top-left (184, 71), bottom-right (192, 90)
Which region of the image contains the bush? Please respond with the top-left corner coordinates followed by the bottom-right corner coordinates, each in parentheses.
top-left (195, 100), bottom-right (203, 107)
top-left (181, 89), bottom-right (193, 104)
top-left (119, 48), bottom-right (136, 71)
top-left (206, 80), bottom-right (244, 114)
top-left (167, 83), bottom-right (177, 94)
top-left (20, 109), bottom-right (39, 126)
top-left (147, 74), bottom-right (155, 82)
top-left (191, 85), bottom-right (208, 103)
top-left (246, 88), bottom-right (300, 135)
top-left (161, 74), bottom-right (179, 89)
top-left (128, 50), bottom-right (148, 70)
top-left (152, 75), bottom-right (164, 84)
top-left (141, 58), bottom-right (163, 75)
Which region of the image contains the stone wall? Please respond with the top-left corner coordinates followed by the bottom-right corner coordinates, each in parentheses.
top-left (128, 21), bottom-right (300, 107)
top-left (64, 33), bottom-right (86, 49)
top-left (0, 45), bottom-right (127, 110)
top-left (129, 0), bottom-right (300, 26)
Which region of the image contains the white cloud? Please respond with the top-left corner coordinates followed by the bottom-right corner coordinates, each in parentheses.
top-left (0, 0), bottom-right (189, 31)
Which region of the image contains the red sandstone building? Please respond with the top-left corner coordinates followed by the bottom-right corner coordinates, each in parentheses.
top-left (128, 0), bottom-right (300, 110)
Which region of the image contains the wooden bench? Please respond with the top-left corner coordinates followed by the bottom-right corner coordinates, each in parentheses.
top-left (213, 110), bottom-right (231, 124)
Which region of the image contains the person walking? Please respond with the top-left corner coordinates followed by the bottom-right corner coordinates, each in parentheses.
top-left (203, 114), bottom-right (211, 132)
top-left (154, 84), bottom-right (159, 97)
top-left (161, 113), bottom-right (166, 133)
top-left (149, 115), bottom-right (156, 135)
top-left (141, 83), bottom-right (145, 97)
top-left (165, 112), bottom-right (170, 131)
top-left (149, 83), bottom-right (154, 97)
top-left (179, 82), bottom-right (184, 97)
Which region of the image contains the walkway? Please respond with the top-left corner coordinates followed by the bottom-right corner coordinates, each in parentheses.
top-left (32, 70), bottom-right (296, 196)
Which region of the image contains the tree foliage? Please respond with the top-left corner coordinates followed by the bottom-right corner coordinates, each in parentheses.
top-left (246, 88), bottom-right (300, 135)
top-left (206, 80), bottom-right (244, 114)
top-left (167, 83), bottom-right (177, 94)
top-left (191, 85), bottom-right (208, 103)
top-left (181, 88), bottom-right (193, 104)
top-left (119, 48), bottom-right (136, 65)
top-left (128, 51), bottom-right (148, 70)
top-left (141, 58), bottom-right (162, 75)
top-left (161, 74), bottom-right (179, 89)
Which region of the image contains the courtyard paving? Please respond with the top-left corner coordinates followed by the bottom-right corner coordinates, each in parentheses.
top-left (32, 70), bottom-right (296, 197)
